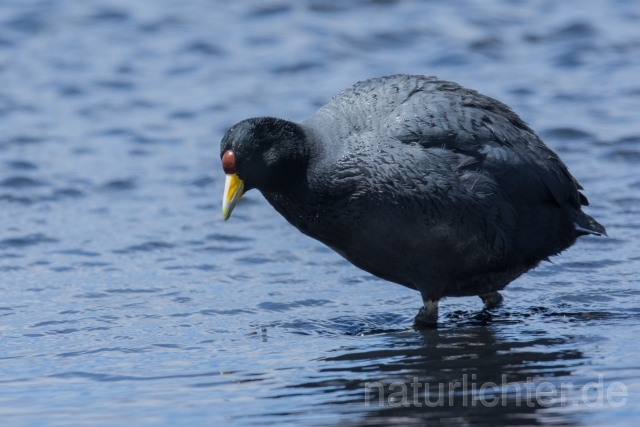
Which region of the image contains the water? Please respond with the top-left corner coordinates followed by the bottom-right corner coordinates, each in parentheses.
top-left (0, 0), bottom-right (639, 425)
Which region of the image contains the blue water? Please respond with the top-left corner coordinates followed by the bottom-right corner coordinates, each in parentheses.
top-left (1, 0), bottom-right (639, 425)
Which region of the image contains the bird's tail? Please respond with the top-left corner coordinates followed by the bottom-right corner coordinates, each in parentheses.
top-left (574, 212), bottom-right (607, 237)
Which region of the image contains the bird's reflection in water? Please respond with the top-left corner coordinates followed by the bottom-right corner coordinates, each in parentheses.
top-left (290, 322), bottom-right (586, 426)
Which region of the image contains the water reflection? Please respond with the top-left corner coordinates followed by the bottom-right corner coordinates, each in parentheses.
top-left (296, 326), bottom-right (587, 425)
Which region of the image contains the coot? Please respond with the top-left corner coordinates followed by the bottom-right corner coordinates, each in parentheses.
top-left (219, 74), bottom-right (606, 327)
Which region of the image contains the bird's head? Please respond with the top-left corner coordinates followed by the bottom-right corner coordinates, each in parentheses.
top-left (219, 117), bottom-right (308, 220)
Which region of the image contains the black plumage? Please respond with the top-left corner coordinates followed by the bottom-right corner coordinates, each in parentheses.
top-left (220, 74), bottom-right (605, 327)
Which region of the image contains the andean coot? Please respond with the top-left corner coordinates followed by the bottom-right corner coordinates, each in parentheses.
top-left (219, 74), bottom-right (606, 327)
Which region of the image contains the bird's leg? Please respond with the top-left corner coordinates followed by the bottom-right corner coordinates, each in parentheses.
top-left (479, 291), bottom-right (504, 310)
top-left (414, 300), bottom-right (439, 328)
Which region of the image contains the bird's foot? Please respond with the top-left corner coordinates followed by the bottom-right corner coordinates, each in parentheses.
top-left (413, 300), bottom-right (439, 329)
top-left (479, 291), bottom-right (504, 310)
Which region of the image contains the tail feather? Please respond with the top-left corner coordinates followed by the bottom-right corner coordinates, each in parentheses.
top-left (574, 212), bottom-right (607, 237)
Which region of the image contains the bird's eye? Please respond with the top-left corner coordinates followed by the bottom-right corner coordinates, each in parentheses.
top-left (222, 150), bottom-right (236, 174)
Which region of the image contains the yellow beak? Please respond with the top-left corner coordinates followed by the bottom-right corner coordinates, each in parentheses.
top-left (222, 173), bottom-right (244, 220)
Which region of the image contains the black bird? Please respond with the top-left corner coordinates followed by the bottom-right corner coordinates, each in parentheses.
top-left (219, 74), bottom-right (606, 327)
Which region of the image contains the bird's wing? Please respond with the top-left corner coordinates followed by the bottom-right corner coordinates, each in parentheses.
top-left (373, 77), bottom-right (584, 209)
top-left (316, 74), bottom-right (584, 208)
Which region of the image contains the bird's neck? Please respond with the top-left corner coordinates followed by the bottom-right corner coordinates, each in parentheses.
top-left (258, 120), bottom-right (320, 193)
